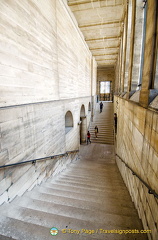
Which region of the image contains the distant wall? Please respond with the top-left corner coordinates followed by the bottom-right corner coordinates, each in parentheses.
top-left (114, 96), bottom-right (158, 240)
top-left (97, 68), bottom-right (115, 95)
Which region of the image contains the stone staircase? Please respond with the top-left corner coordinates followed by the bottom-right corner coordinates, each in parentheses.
top-left (0, 144), bottom-right (148, 240)
top-left (89, 102), bottom-right (114, 145)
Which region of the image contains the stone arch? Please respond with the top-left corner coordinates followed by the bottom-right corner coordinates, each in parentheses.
top-left (80, 104), bottom-right (85, 117)
top-left (65, 111), bottom-right (73, 133)
top-left (80, 104), bottom-right (87, 143)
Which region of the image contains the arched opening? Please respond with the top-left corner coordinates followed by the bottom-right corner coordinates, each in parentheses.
top-left (80, 105), bottom-right (87, 143)
top-left (80, 104), bottom-right (85, 117)
top-left (65, 111), bottom-right (73, 133)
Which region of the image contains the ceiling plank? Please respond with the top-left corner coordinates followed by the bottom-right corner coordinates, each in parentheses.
top-left (90, 47), bottom-right (119, 50)
top-left (86, 36), bottom-right (121, 41)
top-left (79, 20), bottom-right (122, 28)
top-left (68, 0), bottom-right (123, 7)
top-left (93, 53), bottom-right (118, 56)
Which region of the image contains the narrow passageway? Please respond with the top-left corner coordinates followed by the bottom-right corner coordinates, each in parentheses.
top-left (0, 103), bottom-right (148, 240)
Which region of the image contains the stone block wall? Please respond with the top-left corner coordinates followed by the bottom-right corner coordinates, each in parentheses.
top-left (114, 96), bottom-right (158, 240)
top-left (0, 0), bottom-right (96, 204)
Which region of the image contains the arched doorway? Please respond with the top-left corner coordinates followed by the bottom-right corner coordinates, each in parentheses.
top-left (65, 111), bottom-right (73, 133)
top-left (80, 104), bottom-right (87, 143)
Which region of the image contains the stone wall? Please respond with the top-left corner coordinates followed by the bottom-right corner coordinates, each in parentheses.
top-left (0, 0), bottom-right (94, 107)
top-left (0, 0), bottom-right (96, 204)
top-left (114, 96), bottom-right (158, 240)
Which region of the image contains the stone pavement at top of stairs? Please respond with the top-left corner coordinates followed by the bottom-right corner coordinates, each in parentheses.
top-left (0, 144), bottom-right (148, 240)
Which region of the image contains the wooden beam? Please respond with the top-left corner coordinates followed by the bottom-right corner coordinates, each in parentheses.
top-left (79, 20), bottom-right (121, 29)
top-left (68, 0), bottom-right (123, 7)
top-left (93, 53), bottom-right (118, 56)
top-left (96, 59), bottom-right (117, 62)
top-left (86, 36), bottom-right (121, 42)
top-left (90, 47), bottom-right (119, 50)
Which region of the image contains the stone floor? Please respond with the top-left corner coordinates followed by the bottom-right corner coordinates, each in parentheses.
top-left (0, 143), bottom-right (148, 240)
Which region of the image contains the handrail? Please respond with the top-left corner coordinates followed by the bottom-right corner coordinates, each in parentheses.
top-left (0, 150), bottom-right (79, 169)
top-left (116, 154), bottom-right (158, 199)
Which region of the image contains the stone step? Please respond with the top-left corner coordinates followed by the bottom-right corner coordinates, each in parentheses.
top-left (55, 177), bottom-right (127, 190)
top-left (90, 136), bottom-right (114, 139)
top-left (24, 185), bottom-right (134, 209)
top-left (13, 194), bottom-right (138, 218)
top-left (0, 215), bottom-right (144, 240)
top-left (90, 140), bottom-right (114, 143)
top-left (35, 183), bottom-right (132, 203)
top-left (12, 196), bottom-right (140, 225)
top-left (87, 132), bottom-right (114, 135)
top-left (0, 215), bottom-right (95, 240)
top-left (41, 182), bottom-right (134, 203)
top-left (50, 172), bottom-right (126, 184)
top-left (56, 175), bottom-right (127, 189)
top-left (0, 235), bottom-right (16, 240)
top-left (0, 204), bottom-right (143, 236)
top-left (52, 169), bottom-right (123, 180)
top-left (0, 215), bottom-right (52, 240)
top-left (50, 175), bottom-right (127, 188)
top-left (89, 102), bottom-right (114, 145)
top-left (23, 189), bottom-right (134, 212)
top-left (51, 176), bottom-right (127, 190)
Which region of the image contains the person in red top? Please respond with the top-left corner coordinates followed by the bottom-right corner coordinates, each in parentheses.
top-left (87, 131), bottom-right (91, 144)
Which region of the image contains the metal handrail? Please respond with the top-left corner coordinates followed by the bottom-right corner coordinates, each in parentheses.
top-left (0, 150), bottom-right (79, 169)
top-left (116, 154), bottom-right (158, 199)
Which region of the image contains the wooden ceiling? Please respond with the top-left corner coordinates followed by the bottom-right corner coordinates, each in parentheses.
top-left (68, 0), bottom-right (126, 68)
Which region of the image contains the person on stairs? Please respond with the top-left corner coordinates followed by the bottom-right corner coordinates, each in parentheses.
top-left (100, 101), bottom-right (103, 113)
top-left (94, 125), bottom-right (99, 138)
top-left (114, 113), bottom-right (117, 134)
top-left (87, 131), bottom-right (91, 144)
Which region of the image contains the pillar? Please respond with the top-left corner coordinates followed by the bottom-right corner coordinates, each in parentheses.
top-left (121, 12), bottom-right (128, 93)
top-left (139, 0), bottom-right (157, 107)
top-left (126, 0), bottom-right (136, 99)
top-left (80, 117), bottom-right (87, 143)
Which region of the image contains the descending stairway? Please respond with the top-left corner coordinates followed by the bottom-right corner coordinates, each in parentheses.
top-left (89, 102), bottom-right (114, 144)
top-left (0, 144), bottom-right (148, 240)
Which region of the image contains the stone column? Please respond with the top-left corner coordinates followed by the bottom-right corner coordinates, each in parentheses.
top-left (139, 0), bottom-right (157, 107)
top-left (126, 0), bottom-right (136, 98)
top-left (118, 34), bottom-right (123, 93)
top-left (121, 12), bottom-right (128, 93)
top-left (80, 116), bottom-right (87, 143)
top-left (124, 0), bottom-right (132, 92)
